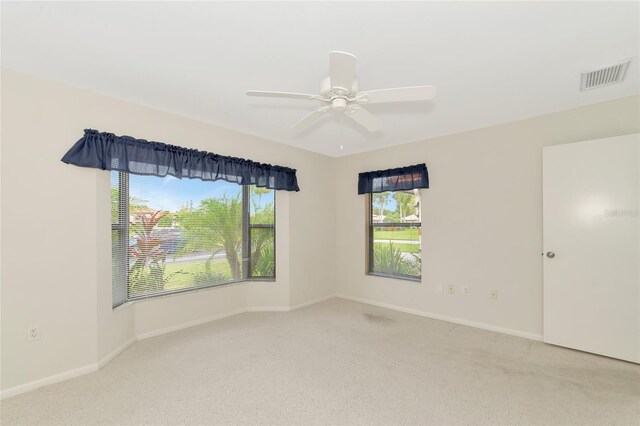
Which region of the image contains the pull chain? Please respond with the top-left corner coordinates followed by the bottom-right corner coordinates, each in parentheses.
top-left (339, 111), bottom-right (344, 150)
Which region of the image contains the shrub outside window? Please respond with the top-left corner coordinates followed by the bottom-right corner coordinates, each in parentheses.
top-left (368, 190), bottom-right (421, 281)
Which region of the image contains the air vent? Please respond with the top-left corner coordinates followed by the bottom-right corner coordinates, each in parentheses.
top-left (581, 59), bottom-right (631, 91)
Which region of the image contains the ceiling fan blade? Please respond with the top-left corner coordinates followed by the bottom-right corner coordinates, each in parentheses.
top-left (329, 51), bottom-right (357, 91)
top-left (345, 105), bottom-right (381, 132)
top-left (290, 106), bottom-right (331, 129)
top-left (356, 85), bottom-right (436, 104)
top-left (247, 90), bottom-right (326, 101)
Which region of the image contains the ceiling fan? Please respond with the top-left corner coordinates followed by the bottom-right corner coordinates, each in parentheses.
top-left (247, 51), bottom-right (436, 132)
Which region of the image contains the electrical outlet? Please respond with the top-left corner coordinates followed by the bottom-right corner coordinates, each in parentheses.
top-left (463, 286), bottom-right (470, 296)
top-left (490, 289), bottom-right (498, 300)
top-left (28, 326), bottom-right (40, 341)
top-left (447, 284), bottom-right (455, 294)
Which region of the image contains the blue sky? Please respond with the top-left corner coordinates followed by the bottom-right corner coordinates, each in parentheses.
top-left (374, 192), bottom-right (421, 213)
top-left (374, 195), bottom-right (398, 211)
top-left (381, 198), bottom-right (398, 211)
top-left (128, 174), bottom-right (243, 212)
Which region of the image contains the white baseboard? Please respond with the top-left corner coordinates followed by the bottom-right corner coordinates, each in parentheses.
top-left (246, 306), bottom-right (290, 312)
top-left (136, 308), bottom-right (247, 340)
top-left (2, 336), bottom-right (137, 400)
top-left (337, 294), bottom-right (543, 341)
top-left (246, 294), bottom-right (337, 313)
top-left (1, 362), bottom-right (98, 400)
top-left (97, 337), bottom-right (137, 369)
top-left (139, 295), bottom-right (337, 338)
top-left (289, 294), bottom-right (337, 311)
top-left (1, 295), bottom-right (340, 400)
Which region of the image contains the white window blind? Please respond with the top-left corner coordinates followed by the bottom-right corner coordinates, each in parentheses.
top-left (111, 171), bottom-right (275, 307)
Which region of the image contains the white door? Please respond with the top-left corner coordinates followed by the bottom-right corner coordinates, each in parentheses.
top-left (543, 133), bottom-right (640, 363)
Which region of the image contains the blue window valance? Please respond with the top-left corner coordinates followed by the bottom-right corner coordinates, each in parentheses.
top-left (358, 163), bottom-right (429, 194)
top-left (61, 129), bottom-right (300, 191)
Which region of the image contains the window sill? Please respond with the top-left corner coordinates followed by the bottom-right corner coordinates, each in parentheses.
top-left (367, 272), bottom-right (421, 283)
top-left (112, 300), bottom-right (134, 312)
top-left (246, 277), bottom-right (276, 283)
top-left (116, 277), bottom-right (277, 307)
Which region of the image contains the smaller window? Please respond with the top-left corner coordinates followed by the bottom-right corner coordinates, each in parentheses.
top-left (368, 190), bottom-right (422, 281)
top-left (247, 186), bottom-right (275, 279)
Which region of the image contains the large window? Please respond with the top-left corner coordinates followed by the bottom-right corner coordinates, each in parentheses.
top-left (368, 190), bottom-right (421, 281)
top-left (111, 172), bottom-right (275, 307)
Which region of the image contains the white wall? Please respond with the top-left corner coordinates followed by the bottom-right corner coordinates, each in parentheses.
top-left (2, 72), bottom-right (100, 392)
top-left (2, 68), bottom-right (638, 396)
top-left (1, 70), bottom-right (337, 394)
top-left (335, 95), bottom-right (640, 339)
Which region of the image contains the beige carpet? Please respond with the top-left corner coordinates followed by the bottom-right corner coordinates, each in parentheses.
top-left (2, 298), bottom-right (639, 425)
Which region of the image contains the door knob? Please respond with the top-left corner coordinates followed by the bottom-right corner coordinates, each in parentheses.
top-left (546, 251), bottom-right (556, 259)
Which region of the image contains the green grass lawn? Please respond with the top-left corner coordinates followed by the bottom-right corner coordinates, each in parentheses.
top-left (163, 258), bottom-right (232, 290)
top-left (374, 228), bottom-right (420, 241)
top-left (393, 243), bottom-right (420, 254)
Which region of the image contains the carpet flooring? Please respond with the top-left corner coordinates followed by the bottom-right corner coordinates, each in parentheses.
top-left (2, 298), bottom-right (639, 425)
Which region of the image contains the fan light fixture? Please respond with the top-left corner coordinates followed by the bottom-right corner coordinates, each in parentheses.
top-left (247, 51), bottom-right (437, 133)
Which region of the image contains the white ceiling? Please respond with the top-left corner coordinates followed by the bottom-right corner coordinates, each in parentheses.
top-left (2, 2), bottom-right (639, 157)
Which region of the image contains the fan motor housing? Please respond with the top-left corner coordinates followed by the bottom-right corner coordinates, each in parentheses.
top-left (320, 77), bottom-right (359, 101)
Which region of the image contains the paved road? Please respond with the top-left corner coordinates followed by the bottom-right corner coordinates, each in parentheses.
top-left (165, 251), bottom-right (227, 264)
top-left (374, 239), bottom-right (420, 244)
top-left (164, 243), bottom-right (418, 265)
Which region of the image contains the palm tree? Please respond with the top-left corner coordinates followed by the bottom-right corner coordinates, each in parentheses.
top-left (178, 187), bottom-right (275, 281)
top-left (179, 193), bottom-right (243, 279)
top-left (393, 192), bottom-right (414, 222)
top-left (372, 192), bottom-right (389, 221)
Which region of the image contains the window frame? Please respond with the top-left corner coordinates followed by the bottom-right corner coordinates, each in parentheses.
top-left (112, 172), bottom-right (275, 308)
top-left (111, 172), bottom-right (129, 308)
top-left (245, 185), bottom-right (277, 282)
top-left (366, 192), bottom-right (422, 283)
